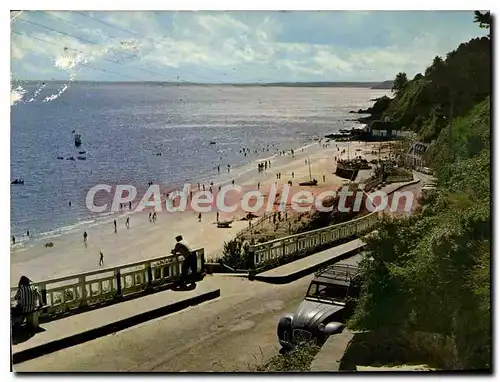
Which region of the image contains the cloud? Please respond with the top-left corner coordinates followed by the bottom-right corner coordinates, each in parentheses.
top-left (10, 11), bottom-right (487, 82)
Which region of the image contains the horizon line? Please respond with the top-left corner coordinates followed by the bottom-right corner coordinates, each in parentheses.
top-left (12, 79), bottom-right (393, 86)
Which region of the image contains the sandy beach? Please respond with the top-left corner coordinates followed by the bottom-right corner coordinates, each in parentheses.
top-left (11, 140), bottom-right (392, 283)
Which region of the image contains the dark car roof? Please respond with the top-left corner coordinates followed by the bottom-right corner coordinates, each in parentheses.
top-left (313, 253), bottom-right (363, 285)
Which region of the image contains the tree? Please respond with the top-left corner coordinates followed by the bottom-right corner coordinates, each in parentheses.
top-left (391, 72), bottom-right (408, 96)
top-left (474, 11), bottom-right (491, 29)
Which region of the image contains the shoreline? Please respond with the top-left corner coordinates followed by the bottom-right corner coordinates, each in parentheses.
top-left (10, 138), bottom-right (322, 252)
top-left (10, 139), bottom-right (393, 284)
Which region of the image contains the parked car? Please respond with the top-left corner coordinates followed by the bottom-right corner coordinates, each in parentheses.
top-left (277, 255), bottom-right (362, 349)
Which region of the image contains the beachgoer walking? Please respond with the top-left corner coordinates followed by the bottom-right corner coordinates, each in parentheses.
top-left (149, 212), bottom-right (152, 222)
top-left (99, 251), bottom-right (104, 266)
top-left (232, 180), bottom-right (235, 186)
top-left (323, 175), bottom-right (326, 182)
top-left (125, 217), bottom-right (130, 229)
top-left (26, 229), bottom-right (30, 237)
top-left (292, 171), bottom-right (294, 178)
top-left (83, 230), bottom-right (88, 243)
top-left (217, 165), bottom-right (220, 174)
top-left (198, 213), bottom-right (202, 222)
top-left (216, 211), bottom-right (219, 222)
top-left (129, 201), bottom-right (132, 209)
top-left (69, 201), bottom-right (72, 207)
top-left (113, 219), bottom-right (117, 233)
top-left (152, 212), bottom-right (157, 223)
top-left (257, 182), bottom-right (260, 189)
top-left (12, 236), bottom-right (15, 245)
top-left (227, 164), bottom-right (230, 172)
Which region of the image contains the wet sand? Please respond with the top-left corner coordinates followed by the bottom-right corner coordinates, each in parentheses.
top-left (11, 140), bottom-right (392, 283)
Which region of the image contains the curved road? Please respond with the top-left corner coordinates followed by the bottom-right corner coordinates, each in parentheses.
top-left (15, 275), bottom-right (311, 372)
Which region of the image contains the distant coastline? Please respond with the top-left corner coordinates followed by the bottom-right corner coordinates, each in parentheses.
top-left (12, 80), bottom-right (393, 89)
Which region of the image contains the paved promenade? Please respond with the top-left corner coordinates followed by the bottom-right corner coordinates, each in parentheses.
top-left (253, 238), bottom-right (365, 284)
top-left (13, 280), bottom-right (220, 364)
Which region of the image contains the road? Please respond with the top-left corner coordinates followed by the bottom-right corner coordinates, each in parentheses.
top-left (15, 275), bottom-right (311, 372)
top-left (14, 175), bottom-right (428, 372)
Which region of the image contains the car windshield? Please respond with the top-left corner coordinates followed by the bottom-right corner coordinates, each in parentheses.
top-left (306, 282), bottom-right (348, 302)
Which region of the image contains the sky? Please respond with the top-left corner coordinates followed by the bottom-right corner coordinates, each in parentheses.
top-left (10, 10), bottom-right (488, 83)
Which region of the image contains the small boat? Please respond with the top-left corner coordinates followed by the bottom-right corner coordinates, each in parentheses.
top-left (299, 159), bottom-right (318, 186)
top-left (11, 178), bottom-right (24, 185)
top-left (77, 156), bottom-right (86, 160)
top-left (57, 156), bottom-right (64, 160)
top-left (74, 134), bottom-right (82, 147)
top-left (78, 150), bottom-right (86, 154)
top-left (66, 156), bottom-right (75, 161)
top-left (209, 141), bottom-right (216, 145)
top-left (299, 179), bottom-right (318, 186)
top-left (217, 219), bottom-right (233, 228)
top-left (155, 152), bottom-right (162, 156)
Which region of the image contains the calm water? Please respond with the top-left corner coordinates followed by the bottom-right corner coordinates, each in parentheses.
top-left (11, 83), bottom-right (387, 244)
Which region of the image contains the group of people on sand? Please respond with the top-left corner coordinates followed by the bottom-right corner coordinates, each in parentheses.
top-left (257, 161), bottom-right (271, 173)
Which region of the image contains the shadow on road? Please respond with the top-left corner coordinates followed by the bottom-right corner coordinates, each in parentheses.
top-left (11, 325), bottom-right (46, 345)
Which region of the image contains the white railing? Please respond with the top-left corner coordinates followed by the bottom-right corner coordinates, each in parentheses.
top-left (250, 213), bottom-right (378, 266)
top-left (10, 248), bottom-right (205, 319)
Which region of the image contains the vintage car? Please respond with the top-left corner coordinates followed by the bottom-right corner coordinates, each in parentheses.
top-left (277, 255), bottom-right (362, 349)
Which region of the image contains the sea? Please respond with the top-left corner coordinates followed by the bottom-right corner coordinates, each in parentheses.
top-left (10, 82), bottom-right (388, 248)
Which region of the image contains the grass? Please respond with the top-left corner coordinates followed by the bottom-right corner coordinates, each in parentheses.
top-left (252, 342), bottom-right (321, 372)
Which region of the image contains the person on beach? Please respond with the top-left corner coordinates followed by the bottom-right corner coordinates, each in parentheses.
top-left (323, 175), bottom-right (326, 182)
top-left (12, 236), bottom-right (15, 245)
top-left (257, 182), bottom-right (260, 190)
top-left (125, 217), bottom-right (130, 229)
top-left (113, 219), bottom-right (117, 233)
top-left (26, 229), bottom-right (30, 238)
top-left (198, 212), bottom-right (202, 222)
top-left (227, 164), bottom-right (230, 172)
top-left (217, 165), bottom-right (220, 174)
top-left (149, 212), bottom-right (152, 222)
top-left (99, 251), bottom-right (104, 266)
top-left (216, 211), bottom-right (219, 222)
top-left (129, 201), bottom-right (132, 210)
top-left (69, 201), bottom-right (72, 207)
top-left (292, 171), bottom-right (294, 178)
top-left (172, 235), bottom-right (196, 286)
top-left (232, 180), bottom-right (235, 186)
top-left (83, 230), bottom-right (88, 244)
top-left (152, 212), bottom-right (157, 223)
